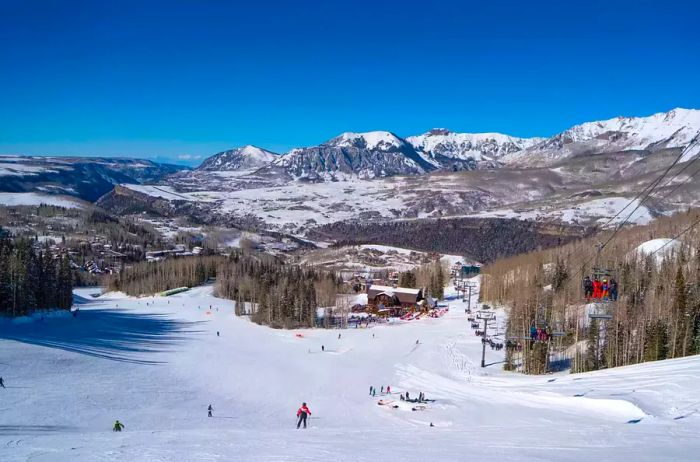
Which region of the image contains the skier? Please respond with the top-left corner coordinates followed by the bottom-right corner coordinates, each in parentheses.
top-left (593, 278), bottom-right (602, 299)
top-left (296, 402), bottom-right (311, 429)
top-left (217, 331), bottom-right (220, 337)
top-left (609, 278), bottom-right (619, 301)
top-left (406, 391), bottom-right (410, 401)
top-left (113, 420), bottom-right (124, 432)
top-left (0, 377), bottom-right (4, 388)
top-left (321, 345), bottom-right (325, 352)
top-left (416, 339), bottom-right (419, 345)
top-left (338, 333), bottom-right (341, 340)
top-left (208, 404), bottom-right (213, 417)
top-left (381, 386), bottom-right (384, 394)
top-left (369, 386), bottom-right (373, 395)
top-left (601, 279), bottom-right (610, 300)
top-left (387, 385), bottom-right (391, 394)
top-left (372, 387), bottom-right (376, 396)
top-left (583, 276), bottom-right (594, 300)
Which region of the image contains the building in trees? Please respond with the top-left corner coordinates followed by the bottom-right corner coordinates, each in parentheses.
top-left (367, 284), bottom-right (424, 316)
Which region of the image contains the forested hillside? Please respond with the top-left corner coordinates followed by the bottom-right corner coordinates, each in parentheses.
top-left (0, 238), bottom-right (73, 316)
top-left (313, 217), bottom-right (588, 263)
top-left (107, 251), bottom-right (341, 329)
top-left (481, 209), bottom-right (700, 374)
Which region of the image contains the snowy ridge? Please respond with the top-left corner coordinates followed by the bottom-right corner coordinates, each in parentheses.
top-left (505, 108), bottom-right (700, 165)
top-left (407, 129), bottom-right (544, 162)
top-left (197, 145), bottom-right (277, 171)
top-left (328, 131), bottom-right (405, 151)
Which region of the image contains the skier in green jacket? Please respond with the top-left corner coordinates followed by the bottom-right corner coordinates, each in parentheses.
top-left (113, 420), bottom-right (125, 432)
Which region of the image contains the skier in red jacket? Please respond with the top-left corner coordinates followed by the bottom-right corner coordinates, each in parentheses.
top-left (592, 278), bottom-right (602, 299)
top-left (296, 402), bottom-right (311, 429)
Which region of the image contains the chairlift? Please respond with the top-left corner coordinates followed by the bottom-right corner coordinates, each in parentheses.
top-left (583, 267), bottom-right (620, 302)
top-left (588, 303), bottom-right (613, 321)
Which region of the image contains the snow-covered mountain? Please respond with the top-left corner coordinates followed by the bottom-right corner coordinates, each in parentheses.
top-left (190, 108), bottom-right (700, 180)
top-left (0, 156), bottom-right (186, 202)
top-left (260, 131), bottom-right (438, 180)
top-left (504, 108), bottom-right (700, 165)
top-left (407, 129), bottom-right (544, 165)
top-left (197, 145), bottom-right (277, 171)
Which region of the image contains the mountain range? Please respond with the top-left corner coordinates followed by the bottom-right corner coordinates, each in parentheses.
top-left (2, 108), bottom-right (700, 237)
top-left (192, 108), bottom-right (700, 180)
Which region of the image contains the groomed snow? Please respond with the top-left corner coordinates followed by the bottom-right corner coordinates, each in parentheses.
top-left (2, 281), bottom-right (700, 461)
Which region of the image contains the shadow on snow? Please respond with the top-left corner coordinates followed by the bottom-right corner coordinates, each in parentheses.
top-left (1, 309), bottom-right (205, 365)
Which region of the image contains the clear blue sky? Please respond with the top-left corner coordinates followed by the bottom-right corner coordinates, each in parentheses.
top-left (1, 0), bottom-right (698, 165)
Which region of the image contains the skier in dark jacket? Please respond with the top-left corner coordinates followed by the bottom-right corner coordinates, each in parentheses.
top-left (296, 402), bottom-right (311, 429)
top-left (208, 404), bottom-right (213, 417)
top-left (113, 420), bottom-right (124, 432)
top-left (583, 276), bottom-right (594, 300)
top-left (0, 377), bottom-right (4, 388)
top-left (609, 279), bottom-right (619, 301)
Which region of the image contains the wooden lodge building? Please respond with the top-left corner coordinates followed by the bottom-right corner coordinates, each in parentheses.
top-left (367, 284), bottom-right (424, 316)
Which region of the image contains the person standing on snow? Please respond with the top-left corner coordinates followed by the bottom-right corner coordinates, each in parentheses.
top-left (0, 377), bottom-right (5, 388)
top-left (113, 420), bottom-right (124, 432)
top-left (296, 402), bottom-right (312, 429)
top-left (369, 386), bottom-right (373, 395)
top-left (208, 404), bottom-right (213, 417)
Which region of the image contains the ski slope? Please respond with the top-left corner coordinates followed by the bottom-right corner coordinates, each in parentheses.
top-left (2, 280), bottom-right (700, 461)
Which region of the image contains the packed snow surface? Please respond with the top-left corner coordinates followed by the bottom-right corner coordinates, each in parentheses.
top-left (2, 282), bottom-right (700, 461)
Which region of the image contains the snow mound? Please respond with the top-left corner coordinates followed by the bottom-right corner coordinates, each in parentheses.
top-left (635, 238), bottom-right (680, 264)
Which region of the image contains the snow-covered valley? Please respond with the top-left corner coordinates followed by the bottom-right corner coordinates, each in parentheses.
top-left (2, 281), bottom-right (699, 461)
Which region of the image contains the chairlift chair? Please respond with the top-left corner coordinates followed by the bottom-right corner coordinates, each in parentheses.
top-left (589, 303), bottom-right (613, 320)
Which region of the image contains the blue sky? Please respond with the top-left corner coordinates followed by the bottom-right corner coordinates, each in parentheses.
top-left (1, 0), bottom-right (698, 166)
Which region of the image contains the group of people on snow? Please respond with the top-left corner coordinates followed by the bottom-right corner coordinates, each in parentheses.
top-left (369, 385), bottom-right (391, 396)
top-left (400, 391), bottom-right (429, 403)
top-left (583, 276), bottom-right (618, 301)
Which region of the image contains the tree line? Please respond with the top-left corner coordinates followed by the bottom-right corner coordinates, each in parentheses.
top-left (107, 251), bottom-right (341, 329)
top-left (107, 256), bottom-right (221, 295)
top-left (482, 209), bottom-right (700, 374)
top-left (216, 251), bottom-right (341, 329)
top-left (313, 217), bottom-right (588, 263)
top-left (398, 260), bottom-right (446, 300)
top-left (0, 238), bottom-right (73, 316)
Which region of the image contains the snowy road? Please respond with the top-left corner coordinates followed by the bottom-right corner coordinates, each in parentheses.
top-left (1, 280), bottom-right (700, 461)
